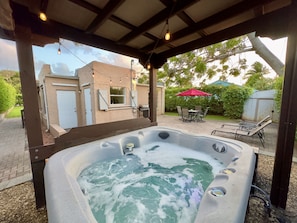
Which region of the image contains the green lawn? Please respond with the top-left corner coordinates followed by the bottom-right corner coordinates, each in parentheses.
top-left (5, 106), bottom-right (23, 118)
top-left (164, 112), bottom-right (237, 121)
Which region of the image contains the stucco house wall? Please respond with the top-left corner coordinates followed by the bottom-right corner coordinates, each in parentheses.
top-left (38, 62), bottom-right (165, 132)
top-left (38, 65), bottom-right (82, 130)
top-left (136, 84), bottom-right (165, 116)
top-left (77, 61), bottom-right (137, 124)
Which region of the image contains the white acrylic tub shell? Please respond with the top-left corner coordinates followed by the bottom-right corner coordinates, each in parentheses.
top-left (44, 126), bottom-right (256, 223)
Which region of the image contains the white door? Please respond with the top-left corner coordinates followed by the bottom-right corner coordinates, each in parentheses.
top-left (84, 88), bottom-right (92, 125)
top-left (57, 90), bottom-right (78, 129)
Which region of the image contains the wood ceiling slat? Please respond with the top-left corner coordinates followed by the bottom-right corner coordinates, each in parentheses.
top-left (86, 0), bottom-right (125, 34)
top-left (158, 5), bottom-right (290, 59)
top-left (141, 0), bottom-right (275, 52)
top-left (69, 0), bottom-right (159, 42)
top-left (117, 0), bottom-right (199, 45)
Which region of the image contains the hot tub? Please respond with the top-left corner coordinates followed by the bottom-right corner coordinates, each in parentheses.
top-left (44, 126), bottom-right (256, 223)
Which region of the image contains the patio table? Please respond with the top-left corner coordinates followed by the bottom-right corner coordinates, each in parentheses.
top-left (188, 109), bottom-right (201, 121)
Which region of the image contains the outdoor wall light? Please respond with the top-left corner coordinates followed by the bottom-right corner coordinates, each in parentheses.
top-left (39, 12), bottom-right (47, 21)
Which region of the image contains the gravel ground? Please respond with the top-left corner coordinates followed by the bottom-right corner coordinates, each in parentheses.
top-left (245, 155), bottom-right (297, 223)
top-left (0, 154), bottom-right (296, 223)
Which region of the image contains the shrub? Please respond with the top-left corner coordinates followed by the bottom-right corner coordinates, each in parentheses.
top-left (0, 77), bottom-right (16, 113)
top-left (222, 86), bottom-right (252, 119)
top-left (274, 76), bottom-right (284, 113)
top-left (165, 86), bottom-right (224, 115)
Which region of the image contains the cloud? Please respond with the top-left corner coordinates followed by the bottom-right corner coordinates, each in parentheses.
top-left (34, 60), bottom-right (47, 75)
top-left (0, 39), bottom-right (19, 71)
top-left (0, 37), bottom-right (143, 80)
top-left (51, 63), bottom-right (73, 76)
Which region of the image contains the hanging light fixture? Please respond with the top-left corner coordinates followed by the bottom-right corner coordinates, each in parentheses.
top-left (164, 19), bottom-right (171, 41)
top-left (57, 42), bottom-right (61, 55)
top-left (147, 62), bottom-right (151, 70)
top-left (39, 12), bottom-right (47, 21)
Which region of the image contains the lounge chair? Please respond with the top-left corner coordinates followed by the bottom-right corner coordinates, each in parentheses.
top-left (221, 115), bottom-right (271, 130)
top-left (211, 119), bottom-right (272, 147)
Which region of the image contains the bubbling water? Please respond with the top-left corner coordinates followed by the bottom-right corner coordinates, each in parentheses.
top-left (77, 142), bottom-right (224, 223)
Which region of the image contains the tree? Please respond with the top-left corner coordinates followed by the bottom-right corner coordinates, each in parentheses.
top-left (138, 33), bottom-right (285, 88)
top-left (157, 36), bottom-right (250, 87)
top-left (247, 32), bottom-right (285, 76)
top-left (243, 62), bottom-right (274, 90)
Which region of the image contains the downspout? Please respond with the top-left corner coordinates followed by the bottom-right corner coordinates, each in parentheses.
top-left (43, 79), bottom-right (50, 131)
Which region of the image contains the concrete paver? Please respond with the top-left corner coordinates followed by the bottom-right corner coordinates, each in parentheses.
top-left (0, 118), bottom-right (32, 190)
top-left (157, 115), bottom-right (297, 161)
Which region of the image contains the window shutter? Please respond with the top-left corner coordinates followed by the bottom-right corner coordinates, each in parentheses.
top-left (98, 89), bottom-right (108, 110)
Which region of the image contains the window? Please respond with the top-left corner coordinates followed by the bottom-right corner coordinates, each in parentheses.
top-left (110, 87), bottom-right (125, 104)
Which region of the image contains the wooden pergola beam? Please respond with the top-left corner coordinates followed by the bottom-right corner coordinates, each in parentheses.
top-left (270, 0), bottom-right (297, 208)
top-left (13, 4), bottom-right (45, 208)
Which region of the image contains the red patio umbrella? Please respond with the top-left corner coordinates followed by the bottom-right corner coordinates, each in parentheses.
top-left (176, 88), bottom-right (212, 96)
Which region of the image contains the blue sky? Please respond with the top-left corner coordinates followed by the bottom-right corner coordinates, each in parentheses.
top-left (0, 36), bottom-right (287, 84)
top-left (0, 38), bottom-right (143, 77)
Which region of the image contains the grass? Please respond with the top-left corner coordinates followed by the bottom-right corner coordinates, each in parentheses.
top-left (164, 112), bottom-right (237, 121)
top-left (5, 106), bottom-right (23, 118)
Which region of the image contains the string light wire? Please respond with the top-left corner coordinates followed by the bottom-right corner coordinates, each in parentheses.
top-left (145, 2), bottom-right (176, 69)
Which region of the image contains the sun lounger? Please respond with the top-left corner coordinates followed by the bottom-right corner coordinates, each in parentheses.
top-left (221, 115), bottom-right (271, 130)
top-left (211, 119), bottom-right (272, 147)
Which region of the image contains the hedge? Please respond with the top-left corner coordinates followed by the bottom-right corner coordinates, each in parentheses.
top-left (0, 77), bottom-right (16, 113)
top-left (165, 85), bottom-right (252, 118)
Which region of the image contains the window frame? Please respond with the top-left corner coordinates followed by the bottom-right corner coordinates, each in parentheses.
top-left (109, 86), bottom-right (126, 106)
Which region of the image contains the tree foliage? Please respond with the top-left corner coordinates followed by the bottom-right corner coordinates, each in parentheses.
top-left (243, 62), bottom-right (274, 90)
top-left (157, 36), bottom-right (250, 87)
top-left (274, 76), bottom-right (284, 113)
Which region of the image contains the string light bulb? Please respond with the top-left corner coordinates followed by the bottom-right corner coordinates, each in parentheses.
top-left (39, 12), bottom-right (47, 21)
top-left (57, 42), bottom-right (61, 55)
top-left (147, 63), bottom-right (151, 70)
top-left (164, 19), bottom-right (171, 41)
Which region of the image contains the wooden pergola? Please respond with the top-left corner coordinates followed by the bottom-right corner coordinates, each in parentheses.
top-left (0, 0), bottom-right (296, 209)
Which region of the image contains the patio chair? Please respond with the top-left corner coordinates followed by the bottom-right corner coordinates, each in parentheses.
top-left (176, 106), bottom-right (182, 120)
top-left (197, 107), bottom-right (209, 122)
top-left (195, 105), bottom-right (202, 111)
top-left (211, 119), bottom-right (272, 147)
top-left (181, 108), bottom-right (192, 122)
top-left (221, 115), bottom-right (271, 130)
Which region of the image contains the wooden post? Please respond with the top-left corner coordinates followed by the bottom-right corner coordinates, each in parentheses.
top-left (148, 66), bottom-right (157, 123)
top-left (270, 2), bottom-right (297, 209)
top-left (13, 4), bottom-right (45, 208)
